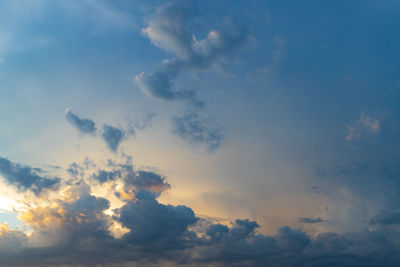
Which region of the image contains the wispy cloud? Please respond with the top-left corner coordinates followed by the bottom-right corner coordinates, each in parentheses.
top-left (346, 112), bottom-right (380, 141)
top-left (172, 112), bottom-right (225, 153)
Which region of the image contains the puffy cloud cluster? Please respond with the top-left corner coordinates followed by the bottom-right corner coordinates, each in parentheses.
top-left (1, 154), bottom-right (400, 266)
top-left (135, 0), bottom-right (247, 152)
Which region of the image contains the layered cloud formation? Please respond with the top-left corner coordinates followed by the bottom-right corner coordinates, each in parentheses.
top-left (1, 0), bottom-right (400, 266)
top-left (0, 150), bottom-right (399, 266)
top-left (134, 0), bottom-right (247, 153)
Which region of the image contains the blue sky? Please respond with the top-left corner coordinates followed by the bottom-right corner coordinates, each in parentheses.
top-left (1, 0), bottom-right (400, 266)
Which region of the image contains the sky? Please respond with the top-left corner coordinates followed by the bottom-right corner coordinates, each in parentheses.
top-left (1, 0), bottom-right (400, 266)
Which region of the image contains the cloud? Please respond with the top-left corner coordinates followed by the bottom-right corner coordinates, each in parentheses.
top-left (346, 112), bottom-right (380, 141)
top-left (0, 223), bottom-right (27, 254)
top-left (135, 0), bottom-right (248, 152)
top-left (88, 158), bottom-right (171, 196)
top-left (101, 125), bottom-right (125, 152)
top-left (125, 171), bottom-right (171, 194)
top-left (2, 156), bottom-right (400, 266)
top-left (0, 157), bottom-right (60, 195)
top-left (65, 110), bottom-right (154, 152)
top-left (134, 72), bottom-right (204, 108)
top-left (370, 210), bottom-right (400, 225)
top-left (141, 0), bottom-right (194, 60)
top-left (65, 109), bottom-right (97, 136)
top-left (134, 72), bottom-right (177, 101)
top-left (142, 0), bottom-right (247, 73)
top-left (172, 112), bottom-right (225, 152)
top-left (129, 112), bottom-right (157, 131)
top-left (116, 189), bottom-right (197, 244)
top-left (298, 217), bottom-right (326, 224)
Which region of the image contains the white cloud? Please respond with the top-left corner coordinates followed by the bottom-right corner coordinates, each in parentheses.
top-left (346, 112), bottom-right (380, 141)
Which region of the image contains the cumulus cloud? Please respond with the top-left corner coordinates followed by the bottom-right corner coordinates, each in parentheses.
top-left (1, 155), bottom-right (400, 266)
top-left (0, 157), bottom-right (60, 195)
top-left (135, 0), bottom-right (248, 152)
top-left (65, 109), bottom-right (97, 136)
top-left (141, 0), bottom-right (247, 73)
top-left (346, 112), bottom-right (380, 141)
top-left (117, 189), bottom-right (196, 244)
top-left (172, 112), bottom-right (225, 152)
top-left (87, 158), bottom-right (171, 196)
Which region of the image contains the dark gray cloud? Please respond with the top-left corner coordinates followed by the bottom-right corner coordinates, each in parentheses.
top-left (0, 157), bottom-right (60, 195)
top-left (117, 189), bottom-right (196, 244)
top-left (88, 158), bottom-right (171, 195)
top-left (102, 125), bottom-right (125, 152)
top-left (370, 210), bottom-right (400, 225)
top-left (2, 171), bottom-right (400, 266)
top-left (298, 217), bottom-right (326, 224)
top-left (65, 109), bottom-right (97, 135)
top-left (125, 171), bottom-right (171, 193)
top-left (91, 169), bottom-right (122, 183)
top-left (172, 112), bottom-right (224, 152)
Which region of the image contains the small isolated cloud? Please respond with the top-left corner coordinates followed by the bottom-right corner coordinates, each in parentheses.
top-left (102, 125), bottom-right (125, 152)
top-left (346, 112), bottom-right (380, 141)
top-left (65, 109), bottom-right (97, 136)
top-left (0, 157), bottom-right (60, 195)
top-left (298, 217), bottom-right (326, 224)
top-left (172, 112), bottom-right (225, 153)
